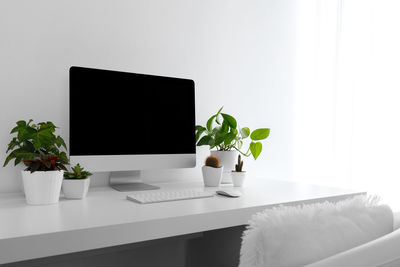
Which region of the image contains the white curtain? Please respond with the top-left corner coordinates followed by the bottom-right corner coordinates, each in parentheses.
top-left (294, 0), bottom-right (400, 209)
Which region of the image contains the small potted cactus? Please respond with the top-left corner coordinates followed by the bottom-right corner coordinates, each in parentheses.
top-left (62, 163), bottom-right (92, 199)
top-left (202, 155), bottom-right (224, 187)
top-left (231, 155), bottom-right (246, 187)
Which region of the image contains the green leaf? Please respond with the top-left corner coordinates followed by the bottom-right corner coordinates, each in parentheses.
top-left (221, 120), bottom-right (229, 133)
top-left (240, 127), bottom-right (250, 138)
top-left (197, 135), bottom-right (212, 146)
top-left (33, 136), bottom-right (42, 150)
top-left (214, 131), bottom-right (226, 146)
top-left (250, 142), bottom-right (262, 160)
top-left (17, 126), bottom-right (36, 142)
top-left (250, 128), bottom-right (270, 141)
top-left (195, 125), bottom-right (206, 132)
top-left (58, 164), bottom-right (68, 171)
top-left (38, 122), bottom-right (56, 132)
top-left (224, 132), bottom-right (237, 146)
top-left (37, 128), bottom-right (54, 141)
top-left (59, 157), bottom-right (69, 164)
top-left (195, 126), bottom-right (207, 142)
top-left (10, 126), bottom-right (20, 134)
top-left (16, 120), bottom-right (26, 127)
top-left (208, 137), bottom-right (216, 149)
top-left (6, 138), bottom-right (19, 153)
top-left (221, 113), bottom-right (237, 129)
top-left (3, 154), bottom-right (14, 167)
top-left (23, 141), bottom-right (35, 153)
top-left (59, 151), bottom-right (68, 160)
top-left (215, 106), bottom-right (224, 124)
top-left (211, 126), bottom-right (220, 135)
top-left (17, 127), bottom-right (26, 141)
top-left (14, 157), bottom-right (22, 166)
top-left (238, 140), bottom-right (243, 149)
top-left (15, 152), bottom-right (34, 160)
top-left (215, 115), bottom-right (221, 125)
top-left (26, 127), bottom-right (36, 134)
top-left (206, 115), bottom-right (216, 132)
top-left (56, 136), bottom-right (67, 150)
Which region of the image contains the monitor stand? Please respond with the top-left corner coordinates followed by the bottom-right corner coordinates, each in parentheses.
top-left (109, 171), bottom-right (160, 192)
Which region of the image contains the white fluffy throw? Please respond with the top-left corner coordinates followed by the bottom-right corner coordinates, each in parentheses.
top-left (239, 195), bottom-right (393, 267)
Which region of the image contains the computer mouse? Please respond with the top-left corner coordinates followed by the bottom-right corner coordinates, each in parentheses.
top-left (216, 189), bottom-right (242, 198)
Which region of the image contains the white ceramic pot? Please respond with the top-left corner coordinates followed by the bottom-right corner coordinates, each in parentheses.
top-left (202, 166), bottom-right (223, 187)
top-left (21, 170), bottom-right (63, 205)
top-left (210, 150), bottom-right (237, 184)
top-left (231, 171), bottom-right (246, 187)
top-left (62, 178), bottom-right (91, 199)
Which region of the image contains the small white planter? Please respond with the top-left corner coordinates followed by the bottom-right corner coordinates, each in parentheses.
top-left (231, 171), bottom-right (246, 187)
top-left (202, 166), bottom-right (223, 187)
top-left (210, 150), bottom-right (237, 184)
top-left (62, 178), bottom-right (90, 199)
top-left (22, 170), bottom-right (63, 205)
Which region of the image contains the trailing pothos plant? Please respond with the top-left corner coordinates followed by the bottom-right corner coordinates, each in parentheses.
top-left (3, 120), bottom-right (69, 172)
top-left (195, 107), bottom-right (270, 160)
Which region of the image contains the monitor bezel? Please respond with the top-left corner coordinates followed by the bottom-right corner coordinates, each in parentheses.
top-left (69, 66), bottom-right (196, 172)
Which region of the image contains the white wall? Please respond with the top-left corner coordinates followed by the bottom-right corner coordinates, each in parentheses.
top-left (0, 0), bottom-right (296, 192)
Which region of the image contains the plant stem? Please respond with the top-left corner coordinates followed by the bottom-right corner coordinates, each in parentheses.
top-left (234, 146), bottom-right (251, 157)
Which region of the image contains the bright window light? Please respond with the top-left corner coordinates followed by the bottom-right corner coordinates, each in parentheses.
top-left (294, 0), bottom-right (400, 210)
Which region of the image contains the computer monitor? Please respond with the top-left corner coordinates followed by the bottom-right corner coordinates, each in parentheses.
top-left (69, 66), bottom-right (196, 191)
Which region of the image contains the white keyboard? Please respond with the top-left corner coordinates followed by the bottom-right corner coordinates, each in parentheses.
top-left (127, 189), bottom-right (215, 204)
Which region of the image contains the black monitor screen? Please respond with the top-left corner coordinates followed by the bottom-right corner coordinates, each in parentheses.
top-left (69, 67), bottom-right (195, 156)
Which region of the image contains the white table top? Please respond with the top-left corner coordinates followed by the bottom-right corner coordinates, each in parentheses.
top-left (0, 177), bottom-right (363, 264)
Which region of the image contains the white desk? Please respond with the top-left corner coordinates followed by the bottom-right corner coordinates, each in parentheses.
top-left (0, 177), bottom-right (363, 264)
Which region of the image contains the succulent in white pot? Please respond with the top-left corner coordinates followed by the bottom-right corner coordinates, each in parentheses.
top-left (196, 107), bottom-right (270, 183)
top-left (202, 155), bottom-right (223, 187)
top-left (3, 120), bottom-right (69, 205)
top-left (63, 164), bottom-right (92, 199)
top-left (231, 155), bottom-right (246, 187)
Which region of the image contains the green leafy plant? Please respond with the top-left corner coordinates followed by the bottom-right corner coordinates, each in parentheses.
top-left (64, 163), bottom-right (92, 179)
top-left (234, 155), bottom-right (244, 172)
top-left (3, 120), bottom-right (69, 172)
top-left (195, 107), bottom-right (270, 160)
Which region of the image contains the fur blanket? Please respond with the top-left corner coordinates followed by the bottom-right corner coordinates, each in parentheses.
top-left (239, 195), bottom-right (393, 267)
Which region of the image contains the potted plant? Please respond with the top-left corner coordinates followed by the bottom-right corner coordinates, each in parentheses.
top-left (231, 155), bottom-right (246, 187)
top-left (63, 163), bottom-right (92, 199)
top-left (3, 120), bottom-right (69, 205)
top-left (196, 107), bottom-right (270, 183)
top-left (202, 155), bottom-right (223, 187)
